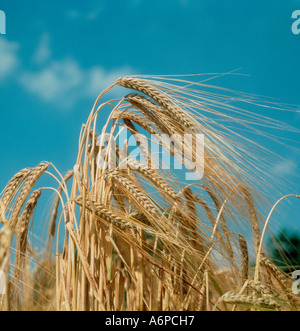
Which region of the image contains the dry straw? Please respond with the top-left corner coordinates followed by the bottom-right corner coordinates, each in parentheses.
top-left (0, 75), bottom-right (299, 311)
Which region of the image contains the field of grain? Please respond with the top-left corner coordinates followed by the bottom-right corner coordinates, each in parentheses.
top-left (0, 76), bottom-right (299, 311)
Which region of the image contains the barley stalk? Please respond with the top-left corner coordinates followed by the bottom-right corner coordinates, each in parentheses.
top-left (14, 189), bottom-right (42, 293)
top-left (49, 170), bottom-right (74, 238)
top-left (112, 111), bottom-right (158, 135)
top-left (247, 281), bottom-right (274, 296)
top-left (112, 173), bottom-right (159, 216)
top-left (0, 75), bottom-right (298, 311)
top-left (238, 235), bottom-right (249, 285)
top-left (126, 93), bottom-right (175, 136)
top-left (17, 189), bottom-right (42, 245)
top-left (261, 255), bottom-right (288, 287)
top-left (241, 185), bottom-right (261, 258)
top-left (1, 168), bottom-right (32, 210)
top-left (117, 77), bottom-right (195, 131)
top-left (127, 159), bottom-right (179, 200)
top-left (221, 291), bottom-right (281, 309)
top-left (75, 197), bottom-right (130, 230)
top-left (0, 225), bottom-right (11, 269)
top-left (10, 163), bottom-right (48, 229)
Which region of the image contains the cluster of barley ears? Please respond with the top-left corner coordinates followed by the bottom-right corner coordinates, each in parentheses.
top-left (0, 75), bottom-right (299, 311)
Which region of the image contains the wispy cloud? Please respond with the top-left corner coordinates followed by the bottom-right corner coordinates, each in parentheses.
top-left (66, 10), bottom-right (80, 19)
top-left (86, 9), bottom-right (102, 21)
top-left (20, 59), bottom-right (83, 107)
top-left (20, 57), bottom-right (134, 108)
top-left (67, 7), bottom-right (102, 21)
top-left (0, 39), bottom-right (19, 81)
top-left (33, 34), bottom-right (51, 65)
top-left (0, 35), bottom-right (135, 108)
top-left (272, 158), bottom-right (298, 177)
top-left (87, 66), bottom-right (133, 96)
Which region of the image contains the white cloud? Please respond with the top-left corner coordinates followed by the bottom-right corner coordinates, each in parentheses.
top-left (20, 59), bottom-right (83, 106)
top-left (0, 38), bottom-right (19, 80)
top-left (19, 58), bottom-right (134, 108)
top-left (67, 7), bottom-right (102, 21)
top-left (272, 159), bottom-right (297, 177)
top-left (0, 36), bottom-right (135, 108)
top-left (67, 10), bottom-right (80, 19)
top-left (86, 9), bottom-right (102, 21)
top-left (87, 65), bottom-right (133, 96)
top-left (33, 34), bottom-right (51, 65)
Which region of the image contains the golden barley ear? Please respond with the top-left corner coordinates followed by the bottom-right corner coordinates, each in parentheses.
top-left (118, 77), bottom-right (195, 130)
top-left (9, 163), bottom-right (49, 230)
top-left (238, 235), bottom-right (249, 285)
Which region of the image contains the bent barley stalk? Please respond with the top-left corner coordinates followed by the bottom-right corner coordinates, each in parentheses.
top-left (239, 235), bottom-right (249, 285)
top-left (14, 189), bottom-right (42, 302)
top-left (111, 173), bottom-right (159, 217)
top-left (112, 111), bottom-right (158, 136)
top-left (117, 77), bottom-right (195, 130)
top-left (16, 189), bottom-right (42, 263)
top-left (1, 168), bottom-right (32, 211)
top-left (75, 197), bottom-right (130, 230)
top-left (241, 185), bottom-right (261, 258)
top-left (220, 291), bottom-right (281, 310)
top-left (10, 163), bottom-right (48, 229)
top-left (126, 159), bottom-right (179, 200)
top-left (0, 76), bottom-right (299, 311)
top-left (126, 94), bottom-right (175, 136)
top-left (49, 170), bottom-right (74, 239)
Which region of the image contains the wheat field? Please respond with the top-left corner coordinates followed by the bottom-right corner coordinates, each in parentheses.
top-left (0, 76), bottom-right (299, 311)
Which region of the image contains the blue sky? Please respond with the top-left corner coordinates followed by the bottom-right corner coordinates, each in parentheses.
top-left (0, 0), bottom-right (299, 232)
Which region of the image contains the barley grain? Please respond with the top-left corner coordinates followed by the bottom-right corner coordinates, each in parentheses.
top-left (117, 77), bottom-right (195, 131)
top-left (10, 163), bottom-right (48, 229)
